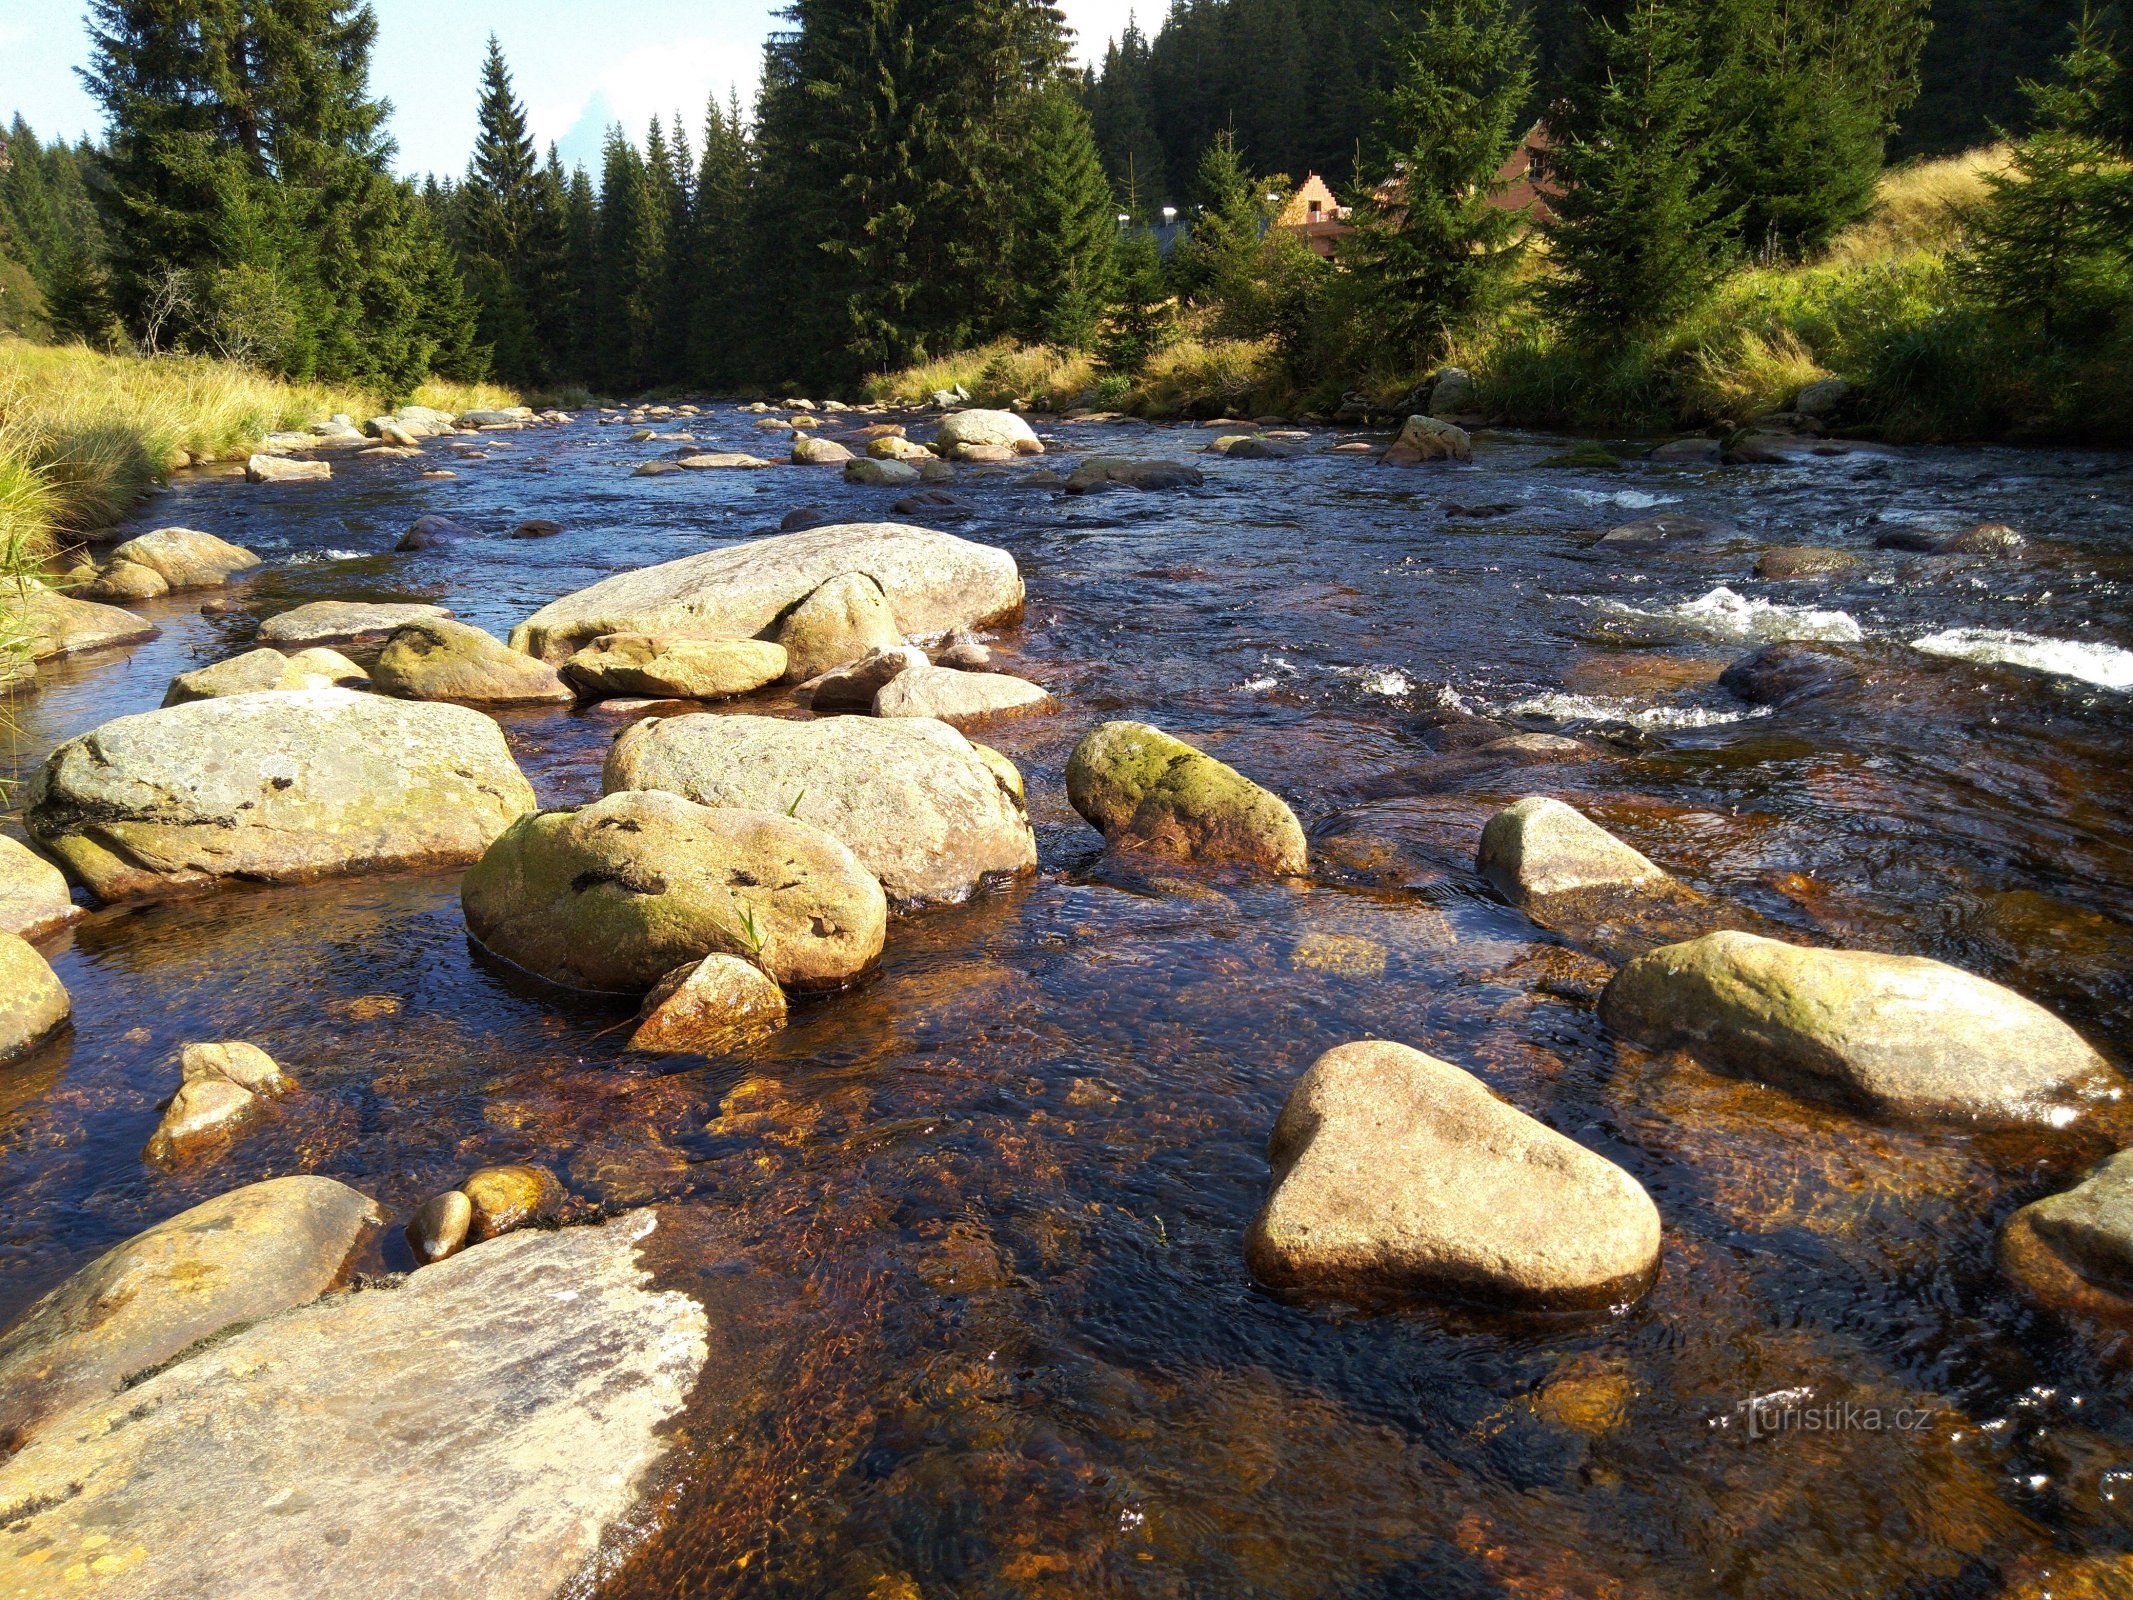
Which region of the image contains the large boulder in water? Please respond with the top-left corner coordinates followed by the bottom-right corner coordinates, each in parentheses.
top-left (257, 600), bottom-right (452, 656)
top-left (461, 789), bottom-right (887, 993)
top-left (1245, 1040), bottom-right (1662, 1309)
top-left (934, 408), bottom-right (1043, 458)
top-left (370, 617), bottom-right (572, 704)
top-left (1478, 796), bottom-right (1667, 906)
top-left (872, 663), bottom-right (1055, 727)
top-left (605, 714), bottom-right (1035, 909)
top-left (0, 1210), bottom-right (710, 1600)
top-left (104, 526), bottom-right (259, 590)
top-left (0, 577), bottom-right (157, 661)
top-left (561, 634), bottom-right (787, 701)
top-left (25, 689), bottom-right (538, 902)
top-left (0, 933), bottom-right (69, 1064)
top-left (775, 572), bottom-right (902, 680)
top-left (0, 835), bottom-right (79, 940)
top-left (508, 524), bottom-right (1023, 663)
top-left (0, 1176), bottom-right (381, 1454)
top-left (1066, 720), bottom-right (1307, 875)
top-left (162, 646), bottom-right (367, 706)
top-left (1381, 413), bottom-right (1472, 465)
top-left (1600, 930), bottom-right (2119, 1126)
top-left (1999, 1151), bottom-right (2133, 1318)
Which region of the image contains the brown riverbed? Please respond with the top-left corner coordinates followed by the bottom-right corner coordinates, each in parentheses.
top-left (5, 411), bottom-right (2133, 1597)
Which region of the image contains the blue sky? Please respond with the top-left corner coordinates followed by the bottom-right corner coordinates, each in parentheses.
top-left (4, 0), bottom-right (1139, 178)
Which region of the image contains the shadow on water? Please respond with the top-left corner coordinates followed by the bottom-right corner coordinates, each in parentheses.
top-left (5, 409), bottom-right (2133, 1596)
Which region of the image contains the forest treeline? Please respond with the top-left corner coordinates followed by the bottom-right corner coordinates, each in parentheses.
top-left (1, 0), bottom-right (2129, 439)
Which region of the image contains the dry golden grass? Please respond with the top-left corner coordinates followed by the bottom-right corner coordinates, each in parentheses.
top-left (1824, 146), bottom-right (2009, 267)
top-left (864, 341), bottom-right (1098, 409)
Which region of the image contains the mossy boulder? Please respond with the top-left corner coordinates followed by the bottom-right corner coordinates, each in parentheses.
top-left (25, 689), bottom-right (538, 901)
top-left (561, 634), bottom-right (787, 701)
top-left (1245, 1040), bottom-right (1662, 1309)
top-left (1065, 720), bottom-right (1307, 875)
top-left (163, 646), bottom-right (368, 706)
top-left (1600, 930), bottom-right (2119, 1125)
top-left (460, 789), bottom-right (887, 994)
top-left (774, 572), bottom-right (902, 681)
top-left (371, 618), bottom-right (572, 704)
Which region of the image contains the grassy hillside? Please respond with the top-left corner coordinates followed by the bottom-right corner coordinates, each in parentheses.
top-left (869, 147), bottom-right (2132, 445)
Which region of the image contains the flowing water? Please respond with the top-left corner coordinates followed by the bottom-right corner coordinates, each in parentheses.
top-left (5, 412), bottom-right (2133, 1598)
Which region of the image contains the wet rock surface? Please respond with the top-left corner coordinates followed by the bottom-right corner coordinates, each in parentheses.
top-left (629, 953), bottom-right (788, 1055)
top-left (26, 689), bottom-right (538, 900)
top-left (0, 1211), bottom-right (710, 1600)
top-left (1602, 930), bottom-right (2119, 1125)
top-left (605, 712), bottom-right (1036, 907)
top-left (1246, 1040), bottom-right (1662, 1309)
top-left (0, 836), bottom-right (78, 940)
top-left (461, 788), bottom-right (887, 992)
top-left (1067, 720), bottom-right (1308, 874)
top-left (0, 934), bottom-right (69, 1063)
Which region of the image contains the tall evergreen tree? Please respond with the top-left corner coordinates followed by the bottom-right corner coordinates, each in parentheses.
top-left (686, 92), bottom-right (760, 385)
top-left (563, 161), bottom-right (602, 380)
top-left (1007, 81), bottom-right (1116, 347)
top-left (756, 0), bottom-right (1071, 380)
top-left (1098, 218), bottom-right (1176, 374)
top-left (1339, 0), bottom-right (1532, 367)
top-left (82, 0), bottom-right (478, 388)
top-left (458, 34), bottom-right (542, 380)
top-left (1171, 129), bottom-right (1257, 303)
top-left (1539, 0), bottom-right (1734, 346)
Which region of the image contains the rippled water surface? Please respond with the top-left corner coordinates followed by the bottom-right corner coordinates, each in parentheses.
top-left (7, 412), bottom-right (2133, 1598)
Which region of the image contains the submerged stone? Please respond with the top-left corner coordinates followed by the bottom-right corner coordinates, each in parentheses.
top-left (463, 1164), bottom-right (565, 1242)
top-left (629, 954), bottom-right (789, 1055)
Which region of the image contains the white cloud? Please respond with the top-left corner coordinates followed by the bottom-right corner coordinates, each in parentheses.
top-left (532, 34), bottom-right (761, 150)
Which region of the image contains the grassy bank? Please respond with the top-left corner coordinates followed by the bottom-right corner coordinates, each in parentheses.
top-left (0, 338), bottom-right (515, 568)
top-left (867, 148), bottom-right (2132, 446)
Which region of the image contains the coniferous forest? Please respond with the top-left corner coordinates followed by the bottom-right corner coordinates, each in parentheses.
top-left (1, 0), bottom-right (2129, 436)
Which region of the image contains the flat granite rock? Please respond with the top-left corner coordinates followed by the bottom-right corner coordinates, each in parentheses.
top-left (0, 1176), bottom-right (381, 1454)
top-left (0, 578), bottom-right (158, 662)
top-left (509, 523), bottom-right (1022, 662)
top-left (256, 600), bottom-right (453, 655)
top-left (0, 1211), bottom-right (709, 1600)
top-left (26, 689), bottom-right (537, 902)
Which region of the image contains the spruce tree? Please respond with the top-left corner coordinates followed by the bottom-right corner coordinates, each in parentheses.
top-left (1342, 0), bottom-right (1532, 367)
top-left (1091, 20), bottom-right (1170, 208)
top-left (1539, 0), bottom-right (1734, 346)
top-left (686, 92), bottom-right (760, 386)
top-left (1967, 14), bottom-right (2133, 337)
top-left (1008, 81), bottom-right (1117, 348)
top-left (1098, 218), bottom-right (1176, 375)
top-left (459, 34), bottom-right (543, 381)
top-left (1171, 130), bottom-right (1258, 303)
top-left (563, 162), bottom-right (602, 382)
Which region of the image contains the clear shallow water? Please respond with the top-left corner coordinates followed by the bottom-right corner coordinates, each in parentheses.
top-left (5, 414), bottom-right (2133, 1597)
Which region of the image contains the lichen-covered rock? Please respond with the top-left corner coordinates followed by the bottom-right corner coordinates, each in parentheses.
top-left (872, 663), bottom-right (1055, 727)
top-left (867, 434), bottom-right (932, 461)
top-left (105, 527), bottom-right (259, 590)
top-left (0, 1176), bottom-right (380, 1453)
top-left (562, 634), bottom-right (787, 701)
top-left (0, 933), bottom-right (69, 1064)
top-left (0, 577), bottom-right (157, 661)
top-left (26, 689), bottom-right (538, 901)
top-left (1381, 413), bottom-right (1472, 465)
top-left (792, 434), bottom-right (854, 464)
top-left (629, 954), bottom-right (788, 1055)
top-left (606, 713), bottom-right (1034, 908)
top-left (0, 1210), bottom-right (706, 1600)
top-left (1600, 930), bottom-right (2119, 1125)
top-left (162, 645), bottom-right (368, 706)
top-left (935, 408), bottom-right (1043, 456)
top-left (807, 644), bottom-right (928, 714)
top-left (462, 1164), bottom-right (565, 1242)
top-left (0, 835), bottom-right (78, 940)
top-left (775, 572), bottom-right (902, 680)
top-left (246, 453), bottom-right (331, 483)
top-left (461, 788), bottom-right (886, 993)
top-left (371, 617), bottom-right (572, 704)
top-left (1477, 796), bottom-right (1667, 906)
top-left (257, 600), bottom-right (452, 654)
top-left (1065, 720), bottom-right (1307, 875)
top-left (1245, 1040), bottom-right (1662, 1309)
top-left (510, 523), bottom-right (1021, 663)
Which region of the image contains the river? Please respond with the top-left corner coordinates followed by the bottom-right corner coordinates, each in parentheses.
top-left (5, 410), bottom-right (2133, 1597)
